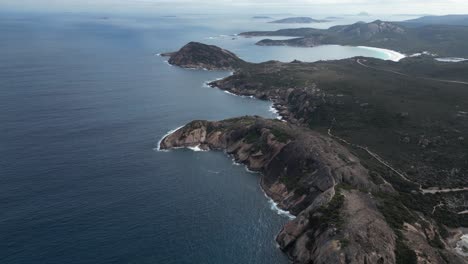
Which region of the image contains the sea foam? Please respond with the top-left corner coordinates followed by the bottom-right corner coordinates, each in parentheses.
top-left (155, 125), bottom-right (185, 152)
top-left (262, 191), bottom-right (296, 219)
top-left (269, 104), bottom-right (283, 120)
top-left (187, 145), bottom-right (208, 152)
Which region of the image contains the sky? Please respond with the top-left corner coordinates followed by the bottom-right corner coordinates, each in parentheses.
top-left (1, 0), bottom-right (468, 15)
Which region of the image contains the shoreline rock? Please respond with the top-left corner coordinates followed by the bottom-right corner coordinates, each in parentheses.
top-left (159, 117), bottom-right (401, 263)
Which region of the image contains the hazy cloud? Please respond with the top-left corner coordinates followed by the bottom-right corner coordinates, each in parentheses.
top-left (2, 0), bottom-right (468, 14)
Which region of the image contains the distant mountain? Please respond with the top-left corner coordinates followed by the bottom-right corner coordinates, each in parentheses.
top-left (329, 20), bottom-right (405, 40)
top-left (270, 17), bottom-right (328, 23)
top-left (240, 20), bottom-right (468, 57)
top-left (252, 16), bottom-right (272, 19)
top-left (357, 12), bottom-right (370, 16)
top-left (243, 20), bottom-right (406, 43)
top-left (403, 14), bottom-right (468, 26)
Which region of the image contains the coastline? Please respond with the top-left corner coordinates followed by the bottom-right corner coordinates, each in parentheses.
top-left (155, 125), bottom-right (184, 152)
top-left (156, 45), bottom-right (468, 262)
top-left (357, 46), bottom-right (406, 62)
top-left (156, 62), bottom-right (294, 219)
top-left (157, 131), bottom-right (297, 219)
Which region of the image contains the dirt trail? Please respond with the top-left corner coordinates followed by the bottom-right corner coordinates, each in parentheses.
top-left (328, 125), bottom-right (468, 195)
top-left (356, 59), bottom-right (468, 86)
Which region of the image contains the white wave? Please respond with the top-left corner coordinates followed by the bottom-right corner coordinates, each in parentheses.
top-left (229, 153), bottom-right (295, 219)
top-left (436, 57), bottom-right (468, 63)
top-left (164, 60), bottom-right (173, 67)
top-left (455, 234), bottom-right (468, 257)
top-left (357, 46), bottom-right (406, 62)
top-left (261, 191), bottom-right (295, 219)
top-left (187, 145), bottom-right (208, 152)
top-left (222, 90), bottom-right (258, 99)
top-left (269, 104), bottom-right (283, 120)
top-left (245, 166), bottom-right (260, 174)
top-left (231, 157), bottom-right (242, 166)
top-left (409, 51), bottom-right (437, 57)
top-left (224, 90), bottom-right (238, 96)
top-left (155, 125), bottom-right (185, 152)
top-left (155, 53), bottom-right (162, 57)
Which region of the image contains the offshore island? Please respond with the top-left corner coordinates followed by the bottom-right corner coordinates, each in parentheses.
top-left (160, 19), bottom-right (468, 264)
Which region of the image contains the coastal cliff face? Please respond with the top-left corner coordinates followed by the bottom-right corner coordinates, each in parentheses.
top-left (160, 117), bottom-right (399, 263)
top-left (162, 42), bottom-right (246, 70)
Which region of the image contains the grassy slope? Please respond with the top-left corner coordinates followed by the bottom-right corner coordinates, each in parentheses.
top-left (227, 58), bottom-right (468, 188)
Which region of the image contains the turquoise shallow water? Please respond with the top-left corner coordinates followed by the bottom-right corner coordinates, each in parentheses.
top-left (0, 12), bottom-right (403, 264)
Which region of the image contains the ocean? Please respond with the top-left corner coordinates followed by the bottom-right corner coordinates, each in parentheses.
top-left (0, 12), bottom-right (410, 264)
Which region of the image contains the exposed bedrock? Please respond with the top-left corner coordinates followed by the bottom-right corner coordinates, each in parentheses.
top-left (160, 116), bottom-right (399, 263)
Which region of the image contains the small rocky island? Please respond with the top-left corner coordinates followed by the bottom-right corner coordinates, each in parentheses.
top-left (161, 42), bottom-right (468, 263)
top-left (269, 17), bottom-right (328, 23)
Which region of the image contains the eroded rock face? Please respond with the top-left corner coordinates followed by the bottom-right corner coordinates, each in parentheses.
top-left (276, 189), bottom-right (397, 264)
top-left (163, 42), bottom-right (246, 70)
top-left (403, 221), bottom-right (467, 264)
top-left (160, 116), bottom-right (397, 263)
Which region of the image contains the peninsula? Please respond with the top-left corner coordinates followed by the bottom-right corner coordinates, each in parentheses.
top-left (160, 42), bottom-right (468, 264)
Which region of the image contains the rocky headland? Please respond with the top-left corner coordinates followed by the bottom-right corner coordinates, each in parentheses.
top-left (161, 42), bottom-right (246, 70)
top-left (160, 116), bottom-right (399, 263)
top-left (160, 42), bottom-right (468, 263)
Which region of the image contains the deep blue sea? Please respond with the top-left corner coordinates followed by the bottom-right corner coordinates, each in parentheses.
top-left (0, 12), bottom-right (414, 264)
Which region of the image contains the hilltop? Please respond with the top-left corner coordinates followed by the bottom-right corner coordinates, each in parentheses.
top-left (161, 42), bottom-right (246, 70)
top-left (241, 20), bottom-right (468, 57)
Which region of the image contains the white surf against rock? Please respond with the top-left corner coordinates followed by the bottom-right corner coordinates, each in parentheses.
top-left (261, 191), bottom-right (296, 219)
top-left (187, 145), bottom-right (208, 152)
top-left (155, 126), bottom-right (185, 151)
top-left (269, 104), bottom-right (283, 121)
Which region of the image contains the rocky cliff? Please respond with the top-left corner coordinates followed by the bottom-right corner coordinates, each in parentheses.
top-left (160, 116), bottom-right (401, 263)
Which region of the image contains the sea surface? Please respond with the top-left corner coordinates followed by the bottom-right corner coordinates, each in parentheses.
top-left (0, 12), bottom-right (413, 264)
